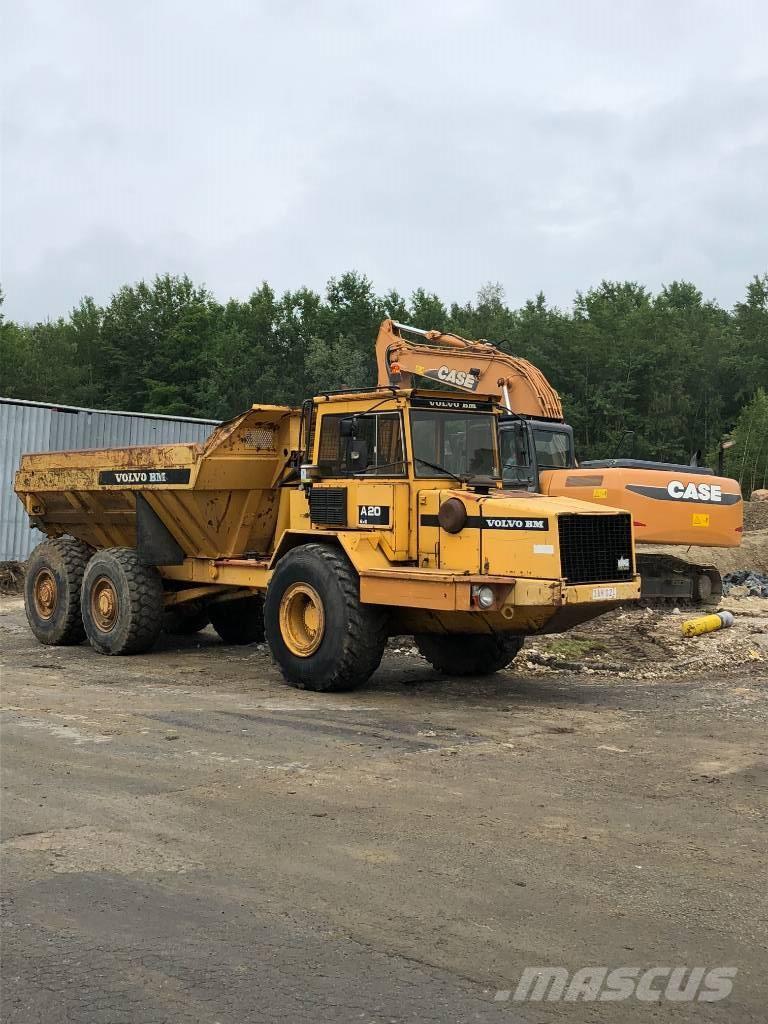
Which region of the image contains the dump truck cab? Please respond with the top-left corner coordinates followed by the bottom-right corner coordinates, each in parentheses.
top-left (275, 389), bottom-right (639, 643)
top-left (15, 387), bottom-right (641, 692)
top-left (303, 390), bottom-right (631, 576)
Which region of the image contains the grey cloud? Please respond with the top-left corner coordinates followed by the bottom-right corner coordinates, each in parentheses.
top-left (1, 0), bottom-right (766, 322)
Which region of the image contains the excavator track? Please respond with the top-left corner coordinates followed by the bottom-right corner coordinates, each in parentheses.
top-left (637, 554), bottom-right (722, 607)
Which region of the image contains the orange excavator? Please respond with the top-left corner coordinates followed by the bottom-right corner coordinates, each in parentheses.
top-left (376, 319), bottom-right (744, 603)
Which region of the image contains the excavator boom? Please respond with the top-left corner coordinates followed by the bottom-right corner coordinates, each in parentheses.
top-left (376, 320), bottom-right (564, 419)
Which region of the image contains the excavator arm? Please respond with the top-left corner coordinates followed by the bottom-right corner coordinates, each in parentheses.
top-left (375, 319), bottom-right (564, 420)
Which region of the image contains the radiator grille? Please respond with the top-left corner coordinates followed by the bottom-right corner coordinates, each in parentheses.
top-left (558, 513), bottom-right (633, 584)
top-left (309, 487), bottom-right (347, 526)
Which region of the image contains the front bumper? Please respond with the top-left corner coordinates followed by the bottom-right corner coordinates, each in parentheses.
top-left (359, 570), bottom-right (641, 612)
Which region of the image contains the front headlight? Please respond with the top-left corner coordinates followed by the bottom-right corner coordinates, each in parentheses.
top-left (473, 584), bottom-right (495, 609)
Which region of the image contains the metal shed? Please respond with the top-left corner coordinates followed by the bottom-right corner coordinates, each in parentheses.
top-left (1, 398), bottom-right (219, 561)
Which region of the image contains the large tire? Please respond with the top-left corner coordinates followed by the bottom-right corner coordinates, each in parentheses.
top-left (81, 548), bottom-right (163, 655)
top-left (24, 537), bottom-right (92, 645)
top-left (164, 605), bottom-right (210, 635)
top-left (209, 596), bottom-right (265, 645)
top-left (264, 543), bottom-right (387, 692)
top-left (415, 632), bottom-right (523, 676)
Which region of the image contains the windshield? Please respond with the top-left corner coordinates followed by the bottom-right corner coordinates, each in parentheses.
top-left (533, 428), bottom-right (572, 469)
top-left (410, 410), bottom-right (499, 478)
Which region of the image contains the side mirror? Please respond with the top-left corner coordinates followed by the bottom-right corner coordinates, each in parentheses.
top-left (340, 416), bottom-right (357, 439)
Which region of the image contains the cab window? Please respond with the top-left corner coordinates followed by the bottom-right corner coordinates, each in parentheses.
top-left (316, 412), bottom-right (405, 476)
top-left (533, 428), bottom-right (572, 469)
top-left (500, 423), bottom-right (536, 487)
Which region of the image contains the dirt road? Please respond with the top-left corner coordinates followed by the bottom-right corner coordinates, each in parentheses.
top-left (2, 595), bottom-right (767, 1022)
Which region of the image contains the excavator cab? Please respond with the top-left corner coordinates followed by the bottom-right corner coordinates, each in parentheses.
top-left (499, 417), bottom-right (575, 490)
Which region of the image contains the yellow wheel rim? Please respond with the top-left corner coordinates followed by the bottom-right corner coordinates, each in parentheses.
top-left (90, 576), bottom-right (119, 633)
top-left (279, 583), bottom-right (325, 657)
top-left (33, 568), bottom-right (58, 620)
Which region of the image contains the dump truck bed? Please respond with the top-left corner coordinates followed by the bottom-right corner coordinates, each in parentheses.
top-left (14, 405), bottom-right (299, 559)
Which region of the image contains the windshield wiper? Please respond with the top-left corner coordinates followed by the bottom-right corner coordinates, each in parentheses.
top-left (414, 457), bottom-right (465, 483)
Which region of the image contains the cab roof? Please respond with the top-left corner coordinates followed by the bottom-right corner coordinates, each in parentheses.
top-left (314, 386), bottom-right (499, 409)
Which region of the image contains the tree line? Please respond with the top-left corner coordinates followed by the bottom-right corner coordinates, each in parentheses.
top-left (1, 271), bottom-right (766, 493)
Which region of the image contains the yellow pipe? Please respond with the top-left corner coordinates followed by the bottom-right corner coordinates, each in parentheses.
top-left (681, 611), bottom-right (734, 637)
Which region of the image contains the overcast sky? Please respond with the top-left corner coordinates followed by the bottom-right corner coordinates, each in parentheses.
top-left (2, 0), bottom-right (767, 323)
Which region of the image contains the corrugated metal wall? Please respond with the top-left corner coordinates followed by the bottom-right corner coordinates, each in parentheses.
top-left (1, 398), bottom-right (219, 560)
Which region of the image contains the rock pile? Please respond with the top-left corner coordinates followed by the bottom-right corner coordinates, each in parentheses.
top-left (723, 569), bottom-right (768, 598)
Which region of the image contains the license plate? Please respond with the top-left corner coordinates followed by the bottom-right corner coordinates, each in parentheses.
top-left (592, 586), bottom-right (618, 600)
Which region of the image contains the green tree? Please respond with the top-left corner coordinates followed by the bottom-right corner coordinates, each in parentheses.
top-left (725, 388), bottom-right (768, 496)
top-left (408, 288), bottom-right (448, 329)
top-left (317, 272), bottom-right (385, 386)
top-left (304, 334), bottom-right (368, 394)
top-left (98, 274), bottom-right (219, 415)
top-left (731, 274), bottom-right (768, 401)
top-left (0, 312), bottom-right (82, 404)
top-left (0, 270), bottom-right (764, 465)
top-left (68, 296), bottom-right (104, 407)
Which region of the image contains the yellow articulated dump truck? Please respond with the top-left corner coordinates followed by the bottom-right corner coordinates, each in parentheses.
top-left (14, 388), bottom-right (641, 691)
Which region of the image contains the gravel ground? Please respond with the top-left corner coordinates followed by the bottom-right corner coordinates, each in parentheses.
top-left (529, 595), bottom-right (768, 677)
top-left (744, 499), bottom-right (768, 533)
top-left (2, 594), bottom-right (767, 1023)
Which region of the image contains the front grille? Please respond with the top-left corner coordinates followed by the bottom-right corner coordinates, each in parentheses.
top-left (558, 513), bottom-right (633, 584)
top-left (309, 487), bottom-right (347, 526)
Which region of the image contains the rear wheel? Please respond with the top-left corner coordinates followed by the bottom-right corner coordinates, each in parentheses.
top-left (164, 605), bottom-right (210, 635)
top-left (24, 537), bottom-right (92, 645)
top-left (81, 548), bottom-right (163, 655)
top-left (264, 543), bottom-right (387, 691)
top-left (415, 633), bottom-right (523, 676)
top-left (209, 596), bottom-right (265, 645)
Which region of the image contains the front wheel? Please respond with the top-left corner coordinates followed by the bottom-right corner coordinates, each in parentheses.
top-left (415, 633), bottom-right (523, 676)
top-left (264, 543), bottom-right (387, 691)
